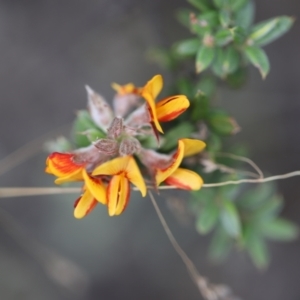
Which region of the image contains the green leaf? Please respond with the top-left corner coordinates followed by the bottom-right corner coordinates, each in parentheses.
top-left (207, 110), bottom-right (240, 135)
top-left (262, 218), bottom-right (298, 241)
top-left (206, 133), bottom-right (222, 153)
top-left (249, 16), bottom-right (294, 46)
top-left (191, 94), bottom-right (210, 120)
top-left (44, 136), bottom-right (73, 153)
top-left (225, 67), bottom-right (247, 88)
top-left (234, 1), bottom-right (254, 29)
top-left (238, 183), bottom-right (275, 210)
top-left (244, 226), bottom-right (270, 269)
top-left (175, 8), bottom-right (194, 28)
top-left (220, 200), bottom-right (241, 238)
top-left (209, 227), bottom-right (232, 261)
top-left (230, 26), bottom-right (247, 44)
top-left (196, 201), bottom-right (220, 234)
top-left (229, 0), bottom-right (248, 12)
top-left (138, 134), bottom-right (157, 149)
top-left (72, 110), bottom-right (105, 147)
top-left (244, 46), bottom-right (270, 79)
top-left (191, 11), bottom-right (220, 36)
top-left (176, 78), bottom-right (195, 99)
top-left (215, 29), bottom-right (233, 46)
top-left (160, 122), bottom-right (194, 152)
top-left (195, 45), bottom-right (215, 73)
top-left (173, 38), bottom-right (201, 57)
top-left (219, 10), bottom-right (231, 28)
top-left (187, 0), bottom-right (213, 11)
top-left (196, 76), bottom-right (217, 97)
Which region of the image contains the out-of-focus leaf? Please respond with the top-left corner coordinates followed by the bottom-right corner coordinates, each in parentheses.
top-left (187, 0), bottom-right (213, 12)
top-left (160, 122), bottom-right (194, 152)
top-left (244, 226), bottom-right (270, 269)
top-left (226, 67), bottom-right (247, 88)
top-left (219, 10), bottom-right (231, 28)
top-left (262, 218), bottom-right (298, 241)
top-left (176, 78), bottom-right (195, 99)
top-left (195, 45), bottom-right (215, 73)
top-left (220, 200), bottom-right (241, 238)
top-left (72, 110), bottom-right (105, 147)
top-left (196, 200), bottom-right (220, 234)
top-left (191, 188), bottom-right (216, 207)
top-left (173, 38), bottom-right (201, 57)
top-left (249, 16), bottom-right (294, 47)
top-left (147, 48), bottom-right (176, 70)
top-left (138, 134), bottom-right (157, 149)
top-left (253, 194), bottom-right (283, 222)
top-left (234, 1), bottom-right (254, 29)
top-left (191, 11), bottom-right (219, 36)
top-left (192, 94), bottom-right (210, 120)
top-left (175, 8), bottom-right (194, 28)
top-left (215, 29), bottom-right (233, 46)
top-left (238, 183), bottom-right (275, 210)
top-left (206, 133), bottom-right (222, 152)
top-left (196, 76), bottom-right (217, 97)
top-left (229, 0), bottom-right (248, 12)
top-left (207, 110), bottom-right (240, 135)
top-left (231, 26), bottom-right (247, 44)
top-left (213, 0), bottom-right (224, 9)
top-left (209, 227), bottom-right (232, 261)
top-left (244, 46), bottom-right (270, 79)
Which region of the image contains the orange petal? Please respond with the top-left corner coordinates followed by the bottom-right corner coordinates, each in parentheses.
top-left (155, 140), bottom-right (185, 185)
top-left (92, 156), bottom-right (146, 197)
top-left (82, 169), bottom-right (107, 205)
top-left (74, 188), bottom-right (98, 219)
top-left (180, 139), bottom-right (206, 157)
top-left (164, 168), bottom-right (203, 190)
top-left (116, 176), bottom-right (130, 215)
top-left (46, 152), bottom-right (84, 178)
top-left (156, 95), bottom-right (190, 122)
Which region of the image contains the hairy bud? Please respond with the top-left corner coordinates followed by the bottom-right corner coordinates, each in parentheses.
top-left (107, 117), bottom-right (124, 139)
top-left (93, 138), bottom-right (119, 156)
top-left (119, 137), bottom-right (141, 156)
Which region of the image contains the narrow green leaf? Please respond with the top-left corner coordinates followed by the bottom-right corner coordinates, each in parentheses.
top-left (220, 200), bottom-right (241, 238)
top-left (195, 45), bottom-right (215, 73)
top-left (229, 0), bottom-right (248, 12)
top-left (206, 133), bottom-right (222, 153)
top-left (160, 122), bottom-right (194, 152)
top-left (234, 1), bottom-right (254, 29)
top-left (219, 10), bottom-right (231, 28)
top-left (187, 0), bottom-right (213, 11)
top-left (244, 226), bottom-right (270, 269)
top-left (192, 94), bottom-right (210, 120)
top-left (230, 26), bottom-right (247, 45)
top-left (173, 38), bottom-right (201, 57)
top-left (208, 110), bottom-right (240, 135)
top-left (209, 227), bottom-right (232, 261)
top-left (215, 29), bottom-right (233, 46)
top-left (249, 16), bottom-right (294, 46)
top-left (191, 11), bottom-right (220, 36)
top-left (196, 201), bottom-right (220, 234)
top-left (196, 75), bottom-right (217, 97)
top-left (244, 46), bottom-right (270, 79)
top-left (175, 8), bottom-right (194, 28)
top-left (262, 218), bottom-right (299, 241)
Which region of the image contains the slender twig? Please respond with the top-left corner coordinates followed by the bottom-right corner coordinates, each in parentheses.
top-left (215, 152), bottom-right (264, 179)
top-left (1, 170), bottom-right (300, 198)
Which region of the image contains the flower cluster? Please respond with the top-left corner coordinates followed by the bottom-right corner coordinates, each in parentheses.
top-left (45, 75), bottom-right (206, 218)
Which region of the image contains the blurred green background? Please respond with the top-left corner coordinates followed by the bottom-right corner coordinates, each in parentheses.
top-left (0, 0), bottom-right (300, 299)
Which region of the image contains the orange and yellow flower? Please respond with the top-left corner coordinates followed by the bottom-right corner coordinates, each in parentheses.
top-left (46, 152), bottom-right (106, 219)
top-left (92, 156), bottom-right (146, 216)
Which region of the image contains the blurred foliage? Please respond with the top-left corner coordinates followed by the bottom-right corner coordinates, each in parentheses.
top-left (148, 0), bottom-right (297, 268)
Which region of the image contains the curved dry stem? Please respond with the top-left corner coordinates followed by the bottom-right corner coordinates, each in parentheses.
top-left (215, 152), bottom-right (264, 179)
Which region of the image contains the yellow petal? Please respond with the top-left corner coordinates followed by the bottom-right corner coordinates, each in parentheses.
top-left (115, 176), bottom-right (130, 215)
top-left (125, 156), bottom-right (147, 197)
top-left (92, 156), bottom-right (131, 176)
top-left (107, 175), bottom-right (121, 216)
top-left (111, 82), bottom-right (137, 95)
top-left (54, 171), bottom-right (84, 184)
top-left (142, 91), bottom-right (163, 133)
top-left (164, 168), bottom-right (203, 190)
top-left (74, 189), bottom-right (98, 219)
top-left (156, 95), bottom-right (190, 122)
top-left (82, 169), bottom-right (107, 205)
top-left (46, 152), bottom-right (84, 178)
top-left (180, 139), bottom-right (206, 157)
top-left (155, 140), bottom-right (185, 185)
top-left (143, 74), bottom-right (163, 99)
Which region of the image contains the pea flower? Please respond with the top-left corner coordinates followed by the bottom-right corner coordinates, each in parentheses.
top-left (45, 74), bottom-right (205, 219)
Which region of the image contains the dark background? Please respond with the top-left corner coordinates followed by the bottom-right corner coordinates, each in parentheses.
top-left (0, 0), bottom-right (300, 299)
